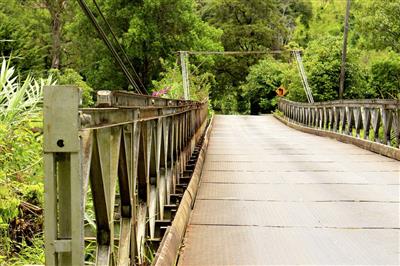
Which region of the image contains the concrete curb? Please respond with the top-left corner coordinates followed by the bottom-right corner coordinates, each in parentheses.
top-left (153, 116), bottom-right (214, 266)
top-left (274, 114), bottom-right (400, 161)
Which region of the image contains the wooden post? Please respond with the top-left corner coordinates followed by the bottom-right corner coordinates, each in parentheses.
top-left (180, 51), bottom-right (190, 100)
top-left (339, 0), bottom-right (351, 99)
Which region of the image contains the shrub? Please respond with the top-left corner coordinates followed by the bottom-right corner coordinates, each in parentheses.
top-left (242, 56), bottom-right (288, 114)
top-left (0, 58), bottom-right (47, 263)
top-left (287, 36), bottom-right (374, 102)
top-left (152, 61), bottom-right (215, 101)
top-left (49, 68), bottom-right (94, 106)
top-left (368, 51), bottom-right (400, 99)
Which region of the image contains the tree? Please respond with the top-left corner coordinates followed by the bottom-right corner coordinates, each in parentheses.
top-left (293, 0), bottom-right (349, 47)
top-left (199, 0), bottom-right (312, 114)
top-left (201, 0), bottom-right (312, 50)
top-left (0, 0), bottom-right (51, 75)
top-left (356, 0), bottom-right (400, 53)
top-left (242, 56), bottom-right (288, 114)
top-left (287, 35), bottom-right (373, 102)
top-left (65, 0), bottom-right (222, 91)
top-left (368, 51), bottom-right (400, 99)
top-left (0, 0), bottom-right (78, 73)
top-left (43, 0), bottom-right (69, 69)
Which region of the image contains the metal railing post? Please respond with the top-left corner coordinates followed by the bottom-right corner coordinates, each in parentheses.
top-left (43, 88), bottom-right (208, 265)
top-left (277, 98), bottom-right (400, 150)
top-left (43, 86), bottom-right (84, 265)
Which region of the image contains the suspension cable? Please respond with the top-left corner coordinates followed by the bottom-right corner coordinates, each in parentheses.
top-left (76, 0), bottom-right (142, 94)
top-left (293, 50), bottom-right (314, 103)
top-left (91, 0), bottom-right (147, 94)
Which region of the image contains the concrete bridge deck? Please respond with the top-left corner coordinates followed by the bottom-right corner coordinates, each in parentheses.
top-left (178, 115), bottom-right (400, 265)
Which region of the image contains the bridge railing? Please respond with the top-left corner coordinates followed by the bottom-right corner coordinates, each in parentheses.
top-left (278, 98), bottom-right (400, 148)
top-left (43, 86), bottom-right (208, 265)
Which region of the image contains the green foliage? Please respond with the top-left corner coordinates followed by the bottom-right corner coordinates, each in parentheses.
top-left (0, 179), bottom-right (44, 263)
top-left (5, 233), bottom-right (45, 266)
top-left (368, 51), bottom-right (400, 99)
top-left (152, 61), bottom-right (215, 101)
top-left (290, 0), bottom-right (399, 102)
top-left (242, 56), bottom-right (288, 114)
top-left (66, 0), bottom-right (223, 91)
top-left (152, 62), bottom-right (184, 99)
top-left (49, 68), bottom-right (94, 106)
top-left (0, 121), bottom-right (43, 183)
top-left (0, 181), bottom-right (19, 262)
top-left (281, 62), bottom-right (307, 102)
top-left (200, 0), bottom-right (312, 114)
top-left (0, 0), bottom-right (51, 76)
top-left (0, 59), bottom-right (45, 263)
top-left (302, 36), bottom-right (341, 101)
top-left (0, 184), bottom-right (20, 226)
top-left (356, 0), bottom-right (400, 53)
top-left (210, 56), bottom-right (255, 114)
top-left (189, 70), bottom-right (215, 102)
top-left (201, 0), bottom-right (312, 50)
top-left (0, 58), bottom-right (47, 182)
top-left (211, 87), bottom-right (240, 114)
top-left (293, 0), bottom-right (348, 47)
top-left (286, 36), bottom-right (374, 102)
top-left (0, 59), bottom-right (55, 125)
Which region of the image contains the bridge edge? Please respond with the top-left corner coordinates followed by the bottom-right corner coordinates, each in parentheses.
top-left (152, 115), bottom-right (215, 266)
top-left (274, 114), bottom-right (400, 161)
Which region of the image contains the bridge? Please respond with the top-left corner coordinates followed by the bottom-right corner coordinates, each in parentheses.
top-left (43, 86), bottom-right (399, 265)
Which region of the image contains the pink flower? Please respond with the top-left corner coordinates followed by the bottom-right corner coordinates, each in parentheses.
top-left (152, 86), bottom-right (172, 97)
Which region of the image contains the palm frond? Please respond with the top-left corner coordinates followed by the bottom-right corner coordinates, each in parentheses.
top-left (0, 58), bottom-right (56, 125)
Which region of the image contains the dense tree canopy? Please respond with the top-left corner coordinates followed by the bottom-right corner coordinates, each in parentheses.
top-left (201, 0), bottom-right (312, 50)
top-left (2, 0), bottom-right (400, 263)
top-left (64, 0), bottom-right (223, 90)
top-left (241, 56), bottom-right (288, 114)
top-left (0, 0), bottom-right (51, 74)
top-left (356, 0), bottom-right (400, 53)
top-left (199, 0), bottom-right (312, 113)
top-left (0, 0), bottom-right (399, 107)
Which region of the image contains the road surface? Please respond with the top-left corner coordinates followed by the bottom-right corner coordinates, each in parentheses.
top-left (178, 115), bottom-right (400, 265)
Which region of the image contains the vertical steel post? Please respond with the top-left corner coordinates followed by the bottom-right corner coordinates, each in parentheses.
top-left (44, 86), bottom-right (84, 265)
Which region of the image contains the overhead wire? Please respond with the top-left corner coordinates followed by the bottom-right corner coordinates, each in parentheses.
top-left (179, 50), bottom-right (314, 103)
top-left (180, 50), bottom-right (281, 76)
top-left (181, 50), bottom-right (283, 56)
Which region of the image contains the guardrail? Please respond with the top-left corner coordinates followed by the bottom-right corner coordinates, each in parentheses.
top-left (278, 98), bottom-right (400, 148)
top-left (43, 86), bottom-right (208, 265)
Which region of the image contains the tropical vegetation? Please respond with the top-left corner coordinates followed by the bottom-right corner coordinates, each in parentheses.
top-left (0, 0), bottom-right (399, 263)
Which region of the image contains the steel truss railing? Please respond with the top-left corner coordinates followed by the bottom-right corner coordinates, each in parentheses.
top-left (278, 98), bottom-right (400, 148)
top-left (43, 86), bottom-right (208, 265)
